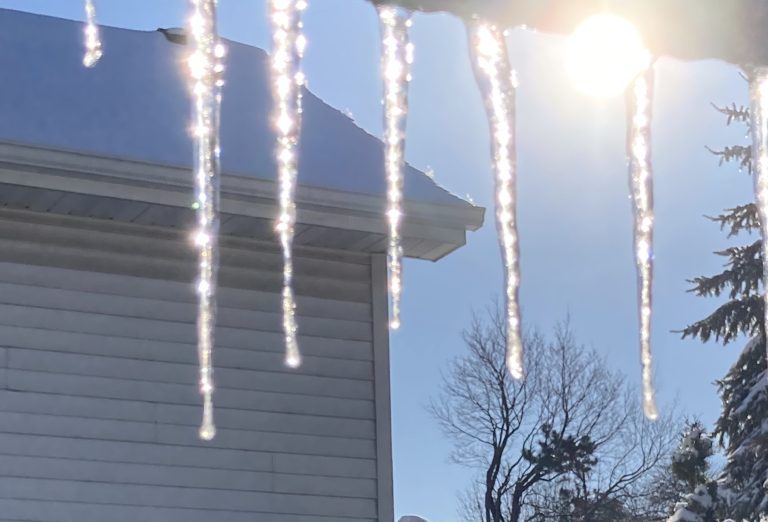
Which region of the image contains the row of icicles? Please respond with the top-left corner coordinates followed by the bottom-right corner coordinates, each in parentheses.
top-left (80, 0), bottom-right (768, 438)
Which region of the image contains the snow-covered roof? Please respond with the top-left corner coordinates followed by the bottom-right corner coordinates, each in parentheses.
top-left (0, 8), bottom-right (470, 208)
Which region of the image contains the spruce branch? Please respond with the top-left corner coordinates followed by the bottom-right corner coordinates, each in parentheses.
top-left (687, 240), bottom-right (763, 300)
top-left (678, 295), bottom-right (764, 344)
top-left (711, 102), bottom-right (751, 126)
top-left (705, 144), bottom-right (752, 172)
top-left (706, 204), bottom-right (760, 237)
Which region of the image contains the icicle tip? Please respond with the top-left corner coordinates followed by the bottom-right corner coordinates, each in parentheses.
top-left (82, 0), bottom-right (103, 68)
top-left (82, 48), bottom-right (102, 68)
top-left (285, 352), bottom-right (302, 369)
top-left (199, 394), bottom-right (216, 440)
top-left (507, 348), bottom-right (524, 380)
top-left (643, 399), bottom-right (659, 421)
top-left (199, 423), bottom-right (216, 441)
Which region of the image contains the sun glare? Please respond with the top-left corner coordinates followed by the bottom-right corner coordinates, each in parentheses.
top-left (565, 14), bottom-right (650, 98)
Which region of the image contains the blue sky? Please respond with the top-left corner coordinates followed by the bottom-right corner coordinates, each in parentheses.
top-left (0, 1), bottom-right (755, 520)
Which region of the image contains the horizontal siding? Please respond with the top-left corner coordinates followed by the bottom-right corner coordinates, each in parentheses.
top-left (0, 236), bottom-right (372, 302)
top-left (0, 212), bottom-right (373, 302)
top-left (7, 348), bottom-right (374, 400)
top-left (0, 303), bottom-right (371, 357)
top-left (0, 297), bottom-right (370, 348)
top-left (6, 369), bottom-right (375, 418)
top-left (0, 410), bottom-right (376, 457)
top-left (0, 323), bottom-right (372, 364)
top-left (0, 391), bottom-right (375, 438)
top-left (0, 213), bottom-right (379, 521)
top-left (0, 454), bottom-right (377, 497)
top-left (0, 478), bottom-right (377, 517)
top-left (0, 281), bottom-right (372, 340)
top-left (0, 261), bottom-right (372, 322)
top-left (0, 433), bottom-right (376, 478)
top-left (0, 499), bottom-right (375, 522)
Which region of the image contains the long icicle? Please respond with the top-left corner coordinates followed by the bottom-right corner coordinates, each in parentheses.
top-left (82, 0), bottom-right (103, 67)
top-left (270, 0), bottom-right (308, 368)
top-left (377, 5), bottom-right (414, 331)
top-left (626, 67), bottom-right (658, 420)
top-left (750, 67), bottom-right (768, 367)
top-left (467, 22), bottom-right (523, 379)
top-left (188, 0), bottom-right (225, 440)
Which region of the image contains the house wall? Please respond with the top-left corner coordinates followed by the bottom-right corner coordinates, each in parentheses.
top-left (0, 209), bottom-right (392, 522)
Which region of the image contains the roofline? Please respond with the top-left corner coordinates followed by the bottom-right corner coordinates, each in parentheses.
top-left (0, 8), bottom-right (478, 222)
top-left (0, 141), bottom-right (485, 259)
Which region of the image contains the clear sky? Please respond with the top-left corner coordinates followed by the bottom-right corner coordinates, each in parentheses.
top-left (0, 1), bottom-right (756, 520)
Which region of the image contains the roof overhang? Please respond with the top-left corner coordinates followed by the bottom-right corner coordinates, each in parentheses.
top-left (0, 142), bottom-right (485, 261)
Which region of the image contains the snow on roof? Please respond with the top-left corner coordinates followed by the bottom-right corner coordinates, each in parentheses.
top-left (0, 8), bottom-right (470, 207)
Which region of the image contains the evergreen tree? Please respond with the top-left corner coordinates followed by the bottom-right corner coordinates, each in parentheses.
top-left (671, 421), bottom-right (714, 492)
top-left (669, 485), bottom-right (721, 522)
top-left (666, 421), bottom-right (720, 522)
top-left (681, 101), bottom-right (768, 521)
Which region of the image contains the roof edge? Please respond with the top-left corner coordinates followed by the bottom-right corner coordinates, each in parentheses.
top-left (0, 141), bottom-right (485, 258)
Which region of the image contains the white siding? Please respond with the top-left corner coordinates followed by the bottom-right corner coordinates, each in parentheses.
top-left (0, 210), bottom-right (383, 521)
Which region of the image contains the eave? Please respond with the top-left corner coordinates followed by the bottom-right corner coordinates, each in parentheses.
top-left (0, 142), bottom-right (485, 261)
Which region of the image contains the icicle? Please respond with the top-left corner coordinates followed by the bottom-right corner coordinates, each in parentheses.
top-left (82, 0), bottom-right (103, 67)
top-left (270, 0), bottom-right (308, 368)
top-left (750, 67), bottom-right (768, 368)
top-left (467, 22), bottom-right (523, 379)
top-left (187, 0), bottom-right (225, 441)
top-left (377, 5), bottom-right (413, 331)
top-left (626, 67), bottom-right (658, 420)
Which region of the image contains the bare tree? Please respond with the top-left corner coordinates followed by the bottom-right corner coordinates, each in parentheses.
top-left (431, 308), bottom-right (678, 522)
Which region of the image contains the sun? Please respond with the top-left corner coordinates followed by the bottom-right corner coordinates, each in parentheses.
top-left (565, 13), bottom-right (651, 98)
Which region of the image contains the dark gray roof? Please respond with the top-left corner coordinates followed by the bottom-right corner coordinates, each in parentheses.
top-left (0, 8), bottom-right (471, 207)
